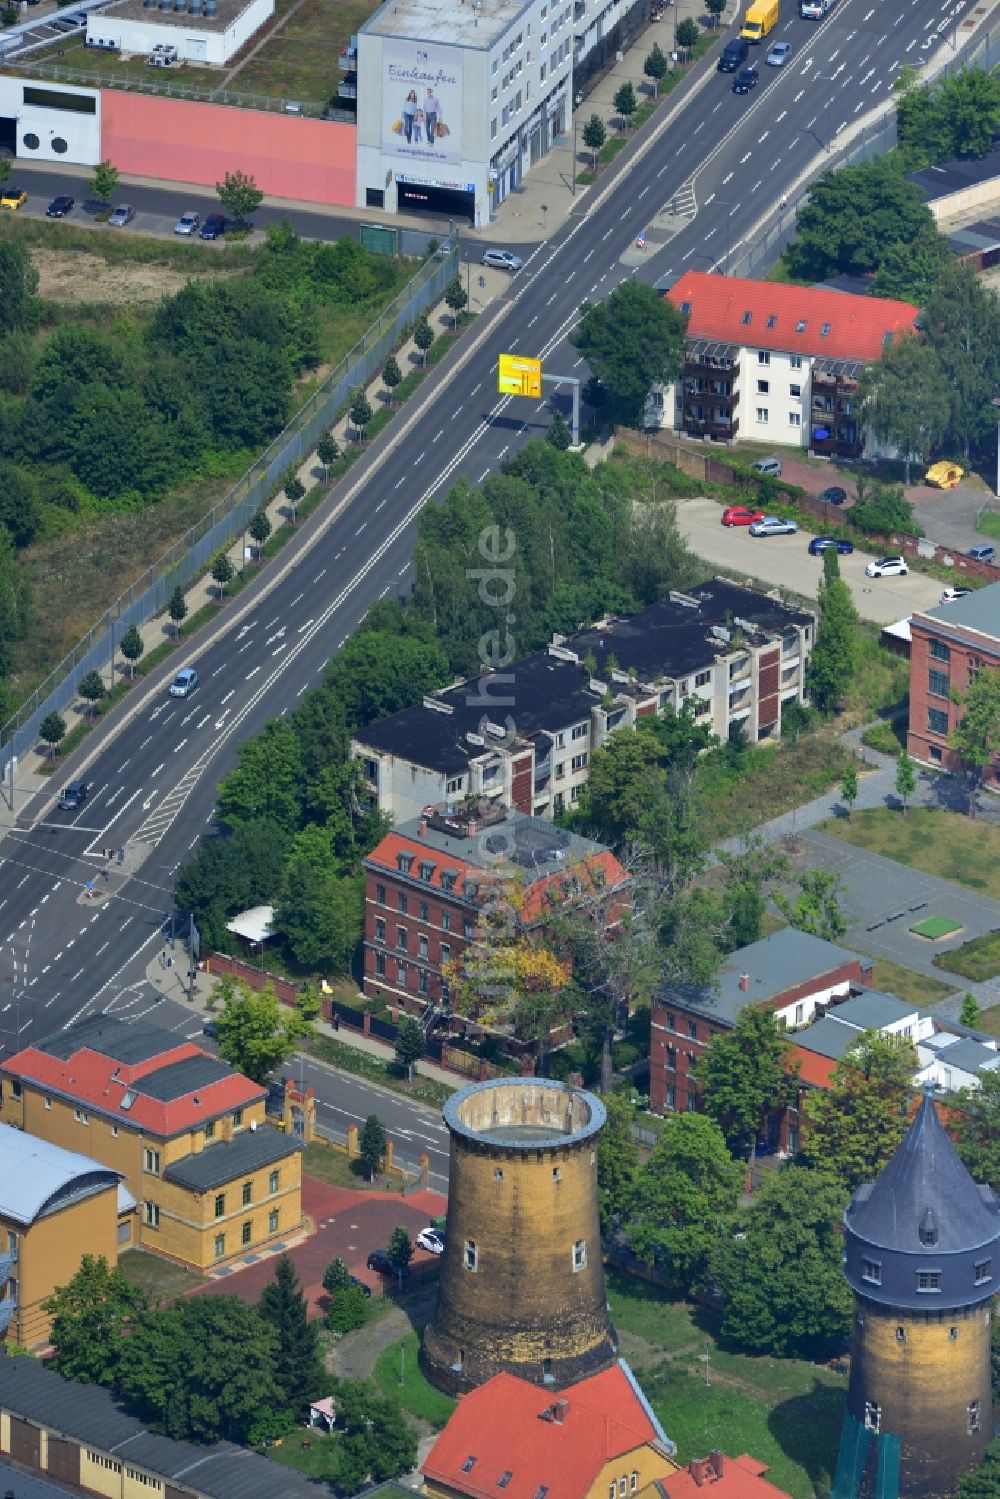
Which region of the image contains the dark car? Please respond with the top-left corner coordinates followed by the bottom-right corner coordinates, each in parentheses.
top-left (58, 779), bottom-right (89, 811)
top-left (46, 195), bottom-right (75, 218)
top-left (821, 486), bottom-right (848, 505)
top-left (200, 212), bottom-right (226, 240)
top-left (349, 1275), bottom-right (373, 1298)
top-left (717, 36), bottom-right (749, 70)
top-left (732, 65), bottom-right (758, 93)
top-left (808, 536), bottom-right (854, 556)
top-left (366, 1250), bottom-right (410, 1278)
top-left (202, 1020), bottom-right (219, 1039)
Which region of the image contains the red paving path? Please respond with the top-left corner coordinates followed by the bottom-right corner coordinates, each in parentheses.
top-left (192, 1177), bottom-right (447, 1315)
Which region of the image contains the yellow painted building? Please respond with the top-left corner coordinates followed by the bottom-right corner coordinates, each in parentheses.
top-left (0, 1119), bottom-right (133, 1349)
top-left (0, 1014), bottom-right (303, 1272)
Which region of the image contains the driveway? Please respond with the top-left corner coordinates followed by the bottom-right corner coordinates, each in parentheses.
top-left (677, 497), bottom-right (943, 623)
top-left (904, 479), bottom-right (999, 555)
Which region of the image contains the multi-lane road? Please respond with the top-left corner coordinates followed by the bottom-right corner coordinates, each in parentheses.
top-left (0, 0), bottom-right (979, 1151)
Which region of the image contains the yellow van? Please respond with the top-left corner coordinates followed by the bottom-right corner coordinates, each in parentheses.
top-left (741, 0), bottom-right (779, 40)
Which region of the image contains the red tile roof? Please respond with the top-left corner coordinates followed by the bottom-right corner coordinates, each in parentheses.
top-left (663, 1453), bottom-right (793, 1499)
top-left (3, 1041), bottom-right (264, 1139)
top-left (666, 271), bottom-right (920, 363)
top-left (423, 1365), bottom-right (672, 1499)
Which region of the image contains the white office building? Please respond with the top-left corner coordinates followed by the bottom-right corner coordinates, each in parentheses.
top-left (85, 0), bottom-right (272, 65)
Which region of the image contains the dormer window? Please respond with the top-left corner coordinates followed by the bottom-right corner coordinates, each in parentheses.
top-left (821, 322), bottom-right (831, 336)
top-left (796, 319), bottom-right (807, 333)
top-left (680, 300), bottom-right (692, 315)
top-left (766, 314), bottom-right (777, 328)
top-left (418, 861), bottom-right (435, 882)
top-left (741, 311), bottom-right (752, 325)
top-left (462, 1457), bottom-right (477, 1473)
top-left (397, 854), bottom-right (413, 874)
top-left (441, 871), bottom-right (457, 892)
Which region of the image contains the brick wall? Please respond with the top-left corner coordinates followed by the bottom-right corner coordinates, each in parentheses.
top-left (907, 617), bottom-right (1000, 779)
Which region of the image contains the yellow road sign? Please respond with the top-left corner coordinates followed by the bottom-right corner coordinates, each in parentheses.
top-left (498, 353), bottom-right (542, 398)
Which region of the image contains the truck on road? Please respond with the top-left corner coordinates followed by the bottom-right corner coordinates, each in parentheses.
top-left (741, 0), bottom-right (779, 41)
top-left (800, 0), bottom-right (833, 18)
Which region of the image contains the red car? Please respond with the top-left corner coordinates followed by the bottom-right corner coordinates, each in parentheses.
top-left (721, 506), bottom-right (765, 527)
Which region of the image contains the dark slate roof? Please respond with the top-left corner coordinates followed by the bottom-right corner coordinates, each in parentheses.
top-left (164, 1123), bottom-right (302, 1191)
top-left (0, 1453), bottom-right (86, 1498)
top-left (825, 989), bottom-right (916, 1031)
top-left (137, 1054), bottom-right (235, 1102)
top-left (793, 1015), bottom-right (860, 1062)
top-left (907, 141), bottom-right (1000, 200)
top-left (36, 1013), bottom-right (172, 1065)
top-left (848, 1092), bottom-right (1000, 1255)
top-left (0, 1357), bottom-right (328, 1499)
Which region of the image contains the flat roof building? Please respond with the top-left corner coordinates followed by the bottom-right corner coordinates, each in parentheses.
top-left (86, 0), bottom-right (274, 66)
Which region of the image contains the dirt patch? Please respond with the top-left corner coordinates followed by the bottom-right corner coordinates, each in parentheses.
top-left (33, 247), bottom-right (238, 305)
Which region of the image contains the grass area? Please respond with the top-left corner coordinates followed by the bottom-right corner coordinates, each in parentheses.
top-left (307, 1034), bottom-right (455, 1109)
top-left (977, 511), bottom-right (1000, 540)
top-left (911, 914), bottom-right (962, 940)
top-left (822, 806), bottom-right (1000, 901)
top-left (696, 729), bottom-right (856, 842)
top-left (760, 911), bottom-right (788, 938)
top-left (301, 1139), bottom-right (396, 1191)
top-left (976, 1002), bottom-right (1000, 1036)
top-left (606, 1274), bottom-right (845, 1499)
top-left (374, 1332), bottom-right (456, 1429)
top-left (8, 33), bottom-right (222, 95)
top-left (860, 717), bottom-right (908, 758)
top-left (0, 211), bottom-right (256, 271)
top-left (933, 930), bottom-right (1000, 983)
top-left (118, 1248), bottom-right (205, 1303)
top-left (236, 0), bottom-right (382, 107)
top-left (852, 950), bottom-right (954, 1007)
top-left (269, 1429), bottom-right (339, 1480)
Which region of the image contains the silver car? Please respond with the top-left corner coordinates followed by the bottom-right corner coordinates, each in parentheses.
top-left (766, 41), bottom-right (791, 64)
top-left (749, 515), bottom-right (798, 537)
top-left (482, 249), bottom-right (524, 272)
top-left (107, 203), bottom-right (136, 228)
top-left (174, 211), bottom-right (201, 235)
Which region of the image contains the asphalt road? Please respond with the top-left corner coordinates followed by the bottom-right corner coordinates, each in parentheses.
top-left (0, 0), bottom-right (975, 1113)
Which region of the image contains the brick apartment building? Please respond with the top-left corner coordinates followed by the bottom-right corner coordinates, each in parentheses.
top-left (657, 271), bottom-right (920, 459)
top-left (352, 580), bottom-right (815, 826)
top-left (650, 929), bottom-right (871, 1141)
top-left (362, 802), bottom-right (629, 1016)
top-left (907, 582), bottom-right (1000, 780)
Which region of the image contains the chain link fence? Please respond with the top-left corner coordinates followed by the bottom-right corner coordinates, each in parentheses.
top-left (0, 247), bottom-right (458, 776)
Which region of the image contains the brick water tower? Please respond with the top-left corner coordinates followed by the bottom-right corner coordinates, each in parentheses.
top-left (423, 1077), bottom-right (617, 1394)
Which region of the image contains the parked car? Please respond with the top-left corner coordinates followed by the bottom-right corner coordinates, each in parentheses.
top-left (58, 780), bottom-right (90, 811)
top-left (169, 667), bottom-right (198, 698)
top-left (749, 515), bottom-right (798, 537)
top-left (366, 1249), bottom-right (410, 1278)
top-left (732, 64), bottom-right (759, 93)
top-left (46, 195), bottom-right (75, 218)
top-left (0, 188), bottom-right (28, 211)
top-left (107, 203), bottom-right (136, 228)
top-left (968, 544), bottom-right (996, 565)
top-left (416, 1227), bottom-right (445, 1255)
top-left (820, 485), bottom-right (847, 505)
top-left (865, 556), bottom-right (908, 578)
top-left (173, 211), bottom-right (201, 235)
top-left (200, 213), bottom-right (226, 240)
top-left (808, 535), bottom-right (854, 555)
top-left (766, 40), bottom-right (791, 63)
top-left (202, 1020), bottom-right (219, 1039)
top-left (482, 249), bottom-right (524, 272)
top-left (940, 586), bottom-right (972, 604)
top-left (721, 505), bottom-right (765, 527)
top-left (348, 1274), bottom-right (373, 1298)
top-left (751, 456), bottom-right (782, 476)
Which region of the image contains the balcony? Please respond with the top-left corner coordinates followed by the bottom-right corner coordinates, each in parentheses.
top-left (683, 380), bottom-right (736, 403)
top-left (338, 41), bottom-right (357, 69)
top-left (683, 414), bottom-right (739, 440)
top-left (338, 72), bottom-right (357, 100)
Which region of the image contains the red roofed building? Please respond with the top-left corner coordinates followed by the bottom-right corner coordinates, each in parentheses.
top-left (0, 1013), bottom-right (304, 1270)
top-left (658, 271), bottom-right (920, 460)
top-left (422, 1362), bottom-right (681, 1499)
top-left (660, 1452), bottom-right (794, 1499)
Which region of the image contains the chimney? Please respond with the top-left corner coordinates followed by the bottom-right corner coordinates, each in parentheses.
top-left (418, 818), bottom-right (427, 838)
top-left (709, 1451), bottom-right (725, 1477)
top-left (552, 1399), bottom-right (569, 1424)
top-left (689, 1460), bottom-right (706, 1488)
top-left (738, 973), bottom-right (750, 992)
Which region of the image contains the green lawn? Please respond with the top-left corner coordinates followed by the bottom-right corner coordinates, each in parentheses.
top-left (237, 0), bottom-right (382, 104)
top-left (852, 951), bottom-right (954, 1008)
top-left (118, 1249), bottom-right (205, 1303)
top-left (911, 915), bottom-right (963, 940)
top-left (933, 930), bottom-right (1000, 983)
top-left (301, 1140), bottom-right (394, 1191)
top-left (976, 1003), bottom-right (1000, 1037)
top-left (822, 807), bottom-right (1000, 901)
top-left (269, 1429), bottom-right (339, 1480)
top-left (373, 1332), bottom-right (456, 1429)
top-left (977, 511), bottom-right (1000, 540)
top-left (697, 731), bottom-right (856, 842)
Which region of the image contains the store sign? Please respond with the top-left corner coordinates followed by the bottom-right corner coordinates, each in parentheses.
top-left (396, 172), bottom-right (475, 193)
top-left (383, 40), bottom-right (462, 167)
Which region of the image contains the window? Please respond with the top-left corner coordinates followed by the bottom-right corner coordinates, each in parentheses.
top-left (688, 1021), bottom-right (697, 1039)
top-left (419, 862), bottom-right (434, 882)
top-left (757, 351), bottom-right (770, 365)
top-left (397, 926), bottom-right (408, 950)
top-left (204, 1120), bottom-right (215, 1140)
top-left (789, 383), bottom-right (801, 398)
top-left (917, 1270), bottom-right (941, 1293)
top-left (666, 1010), bottom-right (676, 1030)
top-left (144, 1147), bottom-right (160, 1174)
top-left (950, 1326), bottom-right (959, 1340)
top-left (665, 1085), bottom-right (676, 1108)
top-left (419, 970), bottom-right (429, 995)
top-left (821, 322), bottom-right (831, 336)
top-left (242, 1181), bottom-right (252, 1206)
top-left (442, 910), bottom-right (452, 932)
top-left (618, 1480), bottom-right (627, 1498)
top-left (397, 853), bottom-right (413, 874)
top-left (214, 1233), bottom-right (226, 1260)
top-left (111, 1123), bottom-right (119, 1138)
top-left (463, 1458), bottom-right (477, 1474)
top-left (766, 314), bottom-right (777, 329)
top-left (499, 1475), bottom-right (512, 1490)
top-left (242, 1220), bottom-right (252, 1246)
top-left (269, 1208), bottom-right (279, 1232)
top-left (794, 1004), bottom-right (804, 1025)
top-left (862, 1258), bottom-right (881, 1285)
top-left (495, 1167), bottom-right (505, 1181)
top-left (928, 707), bottom-right (949, 736)
top-left (418, 934), bottom-right (429, 959)
top-left (790, 354), bottom-right (802, 368)
top-left (666, 1045), bottom-right (677, 1072)
top-left (419, 901), bottom-right (429, 922)
top-left (789, 413), bottom-right (801, 427)
top-left (757, 379), bottom-right (769, 394)
top-left (465, 1239), bottom-right (478, 1271)
top-left (756, 408), bottom-right (768, 423)
top-left (930, 639), bottom-right (950, 662)
top-left (928, 668), bottom-right (949, 698)
top-left (74, 1108), bottom-right (89, 1124)
top-left (695, 669), bottom-right (711, 687)
top-left (144, 1201), bottom-right (160, 1228)
top-left (573, 1239), bottom-right (587, 1271)
top-left (87, 1454), bottom-right (123, 1473)
top-left (375, 917), bottom-right (386, 942)
top-left (44, 1095), bottom-right (51, 1110)
top-left (375, 952), bottom-right (385, 976)
top-left (464, 920), bottom-right (475, 939)
top-left (571, 752), bottom-right (588, 771)
top-left (976, 1259), bottom-right (992, 1285)
top-left (441, 942), bottom-right (451, 964)
top-left (441, 872), bottom-right (456, 893)
top-left (969, 1400), bottom-right (981, 1433)
top-left (552, 1167), bottom-right (561, 1182)
top-left (741, 311), bottom-right (752, 325)
top-left (376, 882), bottom-right (386, 905)
top-left (269, 1169), bottom-right (280, 1192)
top-left (895, 1326), bottom-right (905, 1342)
top-left (125, 1469), bottom-right (162, 1489)
top-left (630, 1475), bottom-right (638, 1493)
top-left (572, 722), bottom-right (588, 739)
top-left (397, 892), bottom-right (408, 913)
top-left (216, 1192), bottom-right (227, 1217)
top-left (930, 745), bottom-right (943, 763)
top-left (397, 961), bottom-right (408, 986)
top-left (232, 1109), bottom-right (243, 1128)
top-left (609, 1487), bottom-right (616, 1499)
top-left (865, 1403), bottom-right (880, 1433)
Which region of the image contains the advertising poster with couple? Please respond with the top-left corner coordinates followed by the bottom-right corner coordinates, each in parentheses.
top-left (384, 41), bottom-right (462, 166)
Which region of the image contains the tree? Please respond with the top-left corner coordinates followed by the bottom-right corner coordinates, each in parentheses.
top-left (643, 41), bottom-right (668, 96)
top-left (257, 1253), bottom-right (325, 1419)
top-left (276, 832), bottom-right (362, 974)
top-left (120, 623), bottom-right (145, 678)
top-left (350, 390), bottom-right (373, 442)
top-left (625, 1113), bottom-right (742, 1294)
top-left (675, 16), bottom-right (700, 50)
top-left (282, 475), bottom-right (306, 524)
top-left (583, 373), bottom-right (609, 425)
top-left (582, 113), bottom-right (607, 169)
top-left (387, 1225), bottom-right (413, 1271)
top-left (895, 748), bottom-right (916, 815)
top-left (0, 237), bottom-right (39, 335)
top-left (248, 508), bottom-right (272, 556)
top-left (954, 1068), bottom-right (1000, 1196)
top-left (39, 710), bottom-right (66, 759)
top-left (697, 1007), bottom-right (798, 1158)
top-left (217, 717), bottom-right (304, 831)
top-left (359, 1113), bottom-right (386, 1181)
top-left (44, 1254), bottom-right (147, 1387)
top-left (803, 1029), bottom-right (917, 1193)
top-left (211, 551), bottom-right (235, 600)
top-left (211, 974), bottom-right (312, 1084)
top-left (849, 479), bottom-right (919, 539)
top-left (330, 1378), bottom-right (418, 1490)
top-left (414, 314), bottom-right (434, 366)
top-left (897, 66), bottom-right (1000, 164)
top-left (786, 156), bottom-right (935, 282)
top-left (175, 820), bottom-right (292, 952)
top-left (808, 571), bottom-right (861, 715)
top-left (547, 409), bottom-right (572, 449)
top-left (917, 259), bottom-right (1000, 461)
top-left (949, 668), bottom-right (1000, 817)
top-left (961, 992), bottom-right (981, 1029)
top-left (776, 868), bottom-right (846, 941)
top-left (857, 337), bottom-right (950, 485)
top-left (216, 168), bottom-right (264, 224)
top-left (709, 1166), bottom-right (852, 1358)
top-left (955, 1438), bottom-right (1000, 1499)
top-left (571, 282), bottom-right (686, 427)
top-left (316, 430), bottom-right (340, 479)
top-left (78, 668), bottom-right (106, 720)
top-left (597, 1087), bottom-right (640, 1234)
top-left (167, 584), bottom-right (187, 636)
top-left (91, 159), bottom-right (119, 207)
top-left (705, 0), bottom-right (726, 25)
top-left (444, 276), bottom-right (468, 328)
top-left (393, 1014), bottom-right (425, 1081)
top-left (613, 81), bottom-right (637, 131)
top-left (840, 762), bottom-right (858, 818)
top-left (382, 354), bottom-right (402, 406)
top-left (322, 1256), bottom-right (351, 1297)
top-left (870, 229), bottom-right (951, 305)
top-left (326, 1283), bottom-right (369, 1335)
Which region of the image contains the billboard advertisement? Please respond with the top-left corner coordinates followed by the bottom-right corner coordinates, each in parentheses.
top-left (383, 40), bottom-right (462, 167)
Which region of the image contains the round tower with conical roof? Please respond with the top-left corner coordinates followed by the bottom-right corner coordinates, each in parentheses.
top-left (833, 1091), bottom-right (1000, 1499)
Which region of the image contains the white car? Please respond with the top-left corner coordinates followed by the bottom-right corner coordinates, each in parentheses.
top-left (865, 556), bottom-right (909, 578)
top-left (748, 515), bottom-right (798, 537)
top-left (766, 41), bottom-right (791, 64)
top-left (940, 586), bottom-right (971, 604)
top-left (482, 249), bottom-right (524, 272)
top-left (416, 1227), bottom-right (445, 1255)
top-left (174, 211), bottom-right (201, 235)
